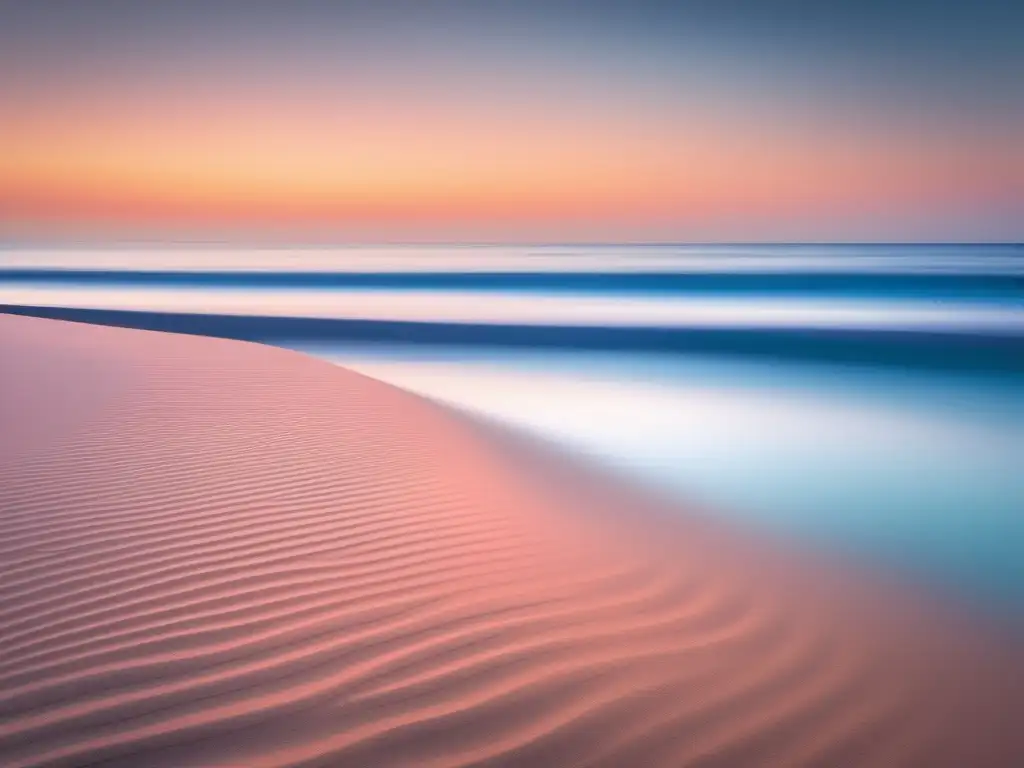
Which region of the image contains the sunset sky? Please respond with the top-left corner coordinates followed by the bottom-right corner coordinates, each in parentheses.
top-left (2, 1), bottom-right (1021, 243)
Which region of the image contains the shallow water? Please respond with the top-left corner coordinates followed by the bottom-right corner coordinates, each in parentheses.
top-left (2, 243), bottom-right (1021, 611)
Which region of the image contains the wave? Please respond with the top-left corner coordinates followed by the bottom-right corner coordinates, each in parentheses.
top-left (3, 268), bottom-right (1022, 300)
top-left (2, 303), bottom-right (1022, 375)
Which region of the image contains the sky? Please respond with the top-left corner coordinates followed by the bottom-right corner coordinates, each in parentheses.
top-left (1, 0), bottom-right (1022, 243)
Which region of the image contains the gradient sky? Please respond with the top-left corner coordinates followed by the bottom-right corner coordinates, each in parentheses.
top-left (2, 0), bottom-right (1022, 242)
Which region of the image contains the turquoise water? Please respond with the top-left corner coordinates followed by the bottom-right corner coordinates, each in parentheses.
top-left (293, 344), bottom-right (1023, 610)
top-left (2, 244), bottom-right (1021, 611)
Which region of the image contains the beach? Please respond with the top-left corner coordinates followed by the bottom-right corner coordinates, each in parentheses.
top-left (1, 313), bottom-right (1022, 767)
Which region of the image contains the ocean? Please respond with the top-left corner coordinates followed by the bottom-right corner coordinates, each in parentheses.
top-left (2, 243), bottom-right (1021, 612)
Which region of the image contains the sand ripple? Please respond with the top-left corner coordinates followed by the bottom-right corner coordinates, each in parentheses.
top-left (1, 314), bottom-right (1021, 767)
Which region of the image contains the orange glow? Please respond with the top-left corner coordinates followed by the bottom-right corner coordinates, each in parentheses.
top-left (2, 79), bottom-right (1019, 238)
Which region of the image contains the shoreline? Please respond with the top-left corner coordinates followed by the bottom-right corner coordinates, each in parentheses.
top-left (3, 303), bottom-right (1022, 375)
top-left (1, 314), bottom-right (1022, 767)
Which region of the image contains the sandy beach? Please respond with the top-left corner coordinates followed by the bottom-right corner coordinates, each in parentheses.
top-left (1, 313), bottom-right (1021, 767)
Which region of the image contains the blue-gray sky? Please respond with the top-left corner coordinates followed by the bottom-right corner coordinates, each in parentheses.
top-left (2, 0), bottom-right (1021, 241)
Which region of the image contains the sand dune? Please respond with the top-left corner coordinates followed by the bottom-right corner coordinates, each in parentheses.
top-left (1, 314), bottom-right (1021, 767)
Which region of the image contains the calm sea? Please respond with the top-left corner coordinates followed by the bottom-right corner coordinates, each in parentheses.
top-left (3, 244), bottom-right (1022, 613)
